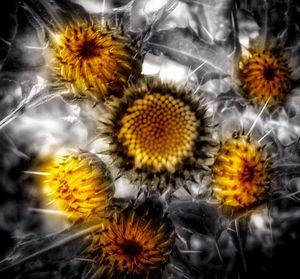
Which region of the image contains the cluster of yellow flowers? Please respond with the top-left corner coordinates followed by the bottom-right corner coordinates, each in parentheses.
top-left (32, 7), bottom-right (296, 277)
top-left (39, 18), bottom-right (176, 278)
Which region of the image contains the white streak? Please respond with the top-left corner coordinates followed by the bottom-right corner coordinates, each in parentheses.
top-left (23, 171), bottom-right (50, 176)
top-left (28, 208), bottom-right (67, 216)
top-left (102, 0), bottom-right (106, 14)
top-left (187, 61), bottom-right (207, 78)
top-left (258, 128), bottom-right (273, 143)
top-left (246, 97), bottom-right (270, 137)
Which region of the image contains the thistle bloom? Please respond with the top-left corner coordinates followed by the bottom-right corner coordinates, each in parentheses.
top-left (214, 5), bottom-right (300, 112)
top-left (99, 78), bottom-right (216, 191)
top-left (237, 44), bottom-right (292, 106)
top-left (49, 19), bottom-right (142, 102)
top-left (42, 150), bottom-right (114, 221)
top-left (90, 207), bottom-right (173, 278)
top-left (212, 132), bottom-right (271, 213)
top-left (232, 7), bottom-right (300, 110)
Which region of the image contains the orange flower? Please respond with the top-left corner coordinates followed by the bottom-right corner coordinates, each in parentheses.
top-left (49, 20), bottom-right (142, 101)
top-left (238, 47), bottom-right (291, 106)
top-left (92, 208), bottom-right (173, 278)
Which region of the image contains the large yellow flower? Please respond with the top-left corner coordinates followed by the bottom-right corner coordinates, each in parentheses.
top-left (118, 93), bottom-right (198, 173)
top-left (99, 78), bottom-right (216, 191)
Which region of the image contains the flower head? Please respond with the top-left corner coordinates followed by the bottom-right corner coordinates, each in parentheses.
top-left (118, 93), bottom-right (198, 173)
top-left (49, 20), bottom-right (142, 102)
top-left (213, 5), bottom-right (300, 113)
top-left (212, 132), bottom-right (271, 213)
top-left (90, 205), bottom-right (174, 278)
top-left (99, 78), bottom-right (216, 191)
top-left (42, 150), bottom-right (114, 221)
top-left (238, 46), bottom-right (291, 106)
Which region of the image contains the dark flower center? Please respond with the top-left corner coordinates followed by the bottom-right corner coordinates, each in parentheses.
top-left (121, 240), bottom-right (143, 257)
top-left (263, 66), bottom-right (275, 80)
top-left (79, 40), bottom-right (98, 58)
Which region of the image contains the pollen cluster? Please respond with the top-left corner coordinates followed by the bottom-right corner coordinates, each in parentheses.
top-left (50, 21), bottom-right (141, 101)
top-left (96, 210), bottom-right (173, 277)
top-left (118, 93), bottom-right (198, 173)
top-left (212, 134), bottom-right (270, 208)
top-left (239, 48), bottom-right (291, 105)
top-left (43, 152), bottom-right (113, 220)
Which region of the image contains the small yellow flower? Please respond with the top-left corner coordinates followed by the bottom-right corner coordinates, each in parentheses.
top-left (91, 208), bottom-right (173, 278)
top-left (212, 133), bottom-right (271, 209)
top-left (49, 20), bottom-right (142, 101)
top-left (42, 151), bottom-right (114, 221)
top-left (238, 47), bottom-right (291, 106)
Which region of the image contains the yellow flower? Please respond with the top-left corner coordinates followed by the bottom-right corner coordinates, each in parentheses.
top-left (212, 132), bottom-right (271, 211)
top-left (42, 150), bottom-right (114, 221)
top-left (99, 78), bottom-right (216, 191)
top-left (118, 93), bottom-right (198, 173)
top-left (49, 20), bottom-right (142, 101)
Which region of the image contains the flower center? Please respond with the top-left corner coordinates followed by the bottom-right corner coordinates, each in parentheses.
top-left (77, 39), bottom-right (99, 58)
top-left (263, 66), bottom-right (275, 80)
top-left (118, 93), bottom-right (198, 173)
top-left (120, 239), bottom-right (143, 257)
